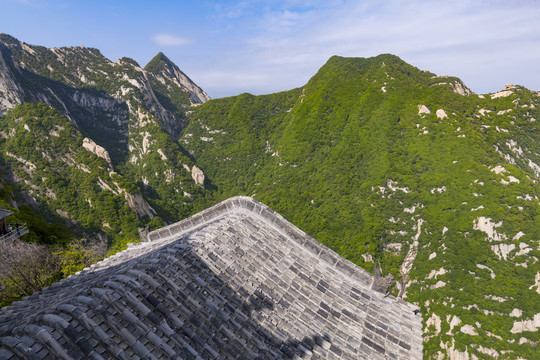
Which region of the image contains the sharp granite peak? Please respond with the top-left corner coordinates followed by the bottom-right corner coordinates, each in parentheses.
top-left (0, 33), bottom-right (211, 256)
top-left (144, 52), bottom-right (210, 105)
top-left (0, 33), bottom-right (209, 137)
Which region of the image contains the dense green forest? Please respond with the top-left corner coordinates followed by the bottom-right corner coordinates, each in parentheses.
top-left (1, 33), bottom-right (540, 358)
top-left (183, 55), bottom-right (540, 358)
top-left (0, 34), bottom-right (212, 308)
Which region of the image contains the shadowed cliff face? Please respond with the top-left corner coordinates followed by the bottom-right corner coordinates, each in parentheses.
top-left (0, 34), bottom-right (208, 244)
top-left (0, 39), bottom-right (137, 164)
top-left (0, 34), bottom-right (210, 162)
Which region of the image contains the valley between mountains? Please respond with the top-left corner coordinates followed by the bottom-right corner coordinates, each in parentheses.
top-left (1, 34), bottom-right (539, 359)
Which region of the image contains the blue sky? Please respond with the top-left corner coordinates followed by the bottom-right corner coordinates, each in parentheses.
top-left (1, 0), bottom-right (539, 98)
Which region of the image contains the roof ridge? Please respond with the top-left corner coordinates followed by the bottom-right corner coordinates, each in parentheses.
top-left (148, 196), bottom-right (378, 288)
top-left (1, 197), bottom-right (419, 316)
top-left (75, 196), bottom-right (417, 310)
top-left (0, 196), bottom-right (423, 359)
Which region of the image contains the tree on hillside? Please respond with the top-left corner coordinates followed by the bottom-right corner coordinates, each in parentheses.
top-left (0, 239), bottom-right (59, 306)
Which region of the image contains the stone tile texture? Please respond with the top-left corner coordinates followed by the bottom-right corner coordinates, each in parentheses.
top-left (0, 196), bottom-right (422, 359)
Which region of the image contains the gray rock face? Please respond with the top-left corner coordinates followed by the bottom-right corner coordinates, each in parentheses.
top-left (0, 44), bottom-right (23, 114)
top-left (147, 52), bottom-right (210, 105)
top-left (82, 137), bottom-right (112, 165)
top-left (124, 192), bottom-right (157, 219)
top-left (0, 196), bottom-right (423, 359)
top-left (451, 80), bottom-right (473, 96)
top-left (137, 70), bottom-right (181, 137)
top-left (191, 165), bottom-right (205, 185)
top-left (372, 265), bottom-right (395, 293)
top-left (168, 64), bottom-right (210, 105)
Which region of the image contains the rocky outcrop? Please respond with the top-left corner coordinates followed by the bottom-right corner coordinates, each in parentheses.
top-left (145, 52), bottom-right (210, 105)
top-left (460, 324), bottom-right (478, 336)
top-left (473, 216), bottom-right (505, 241)
top-left (436, 109), bottom-right (448, 119)
top-left (399, 218), bottom-right (424, 296)
top-left (124, 192), bottom-right (157, 219)
top-left (440, 340), bottom-right (472, 360)
top-left (511, 313), bottom-right (540, 333)
top-left (371, 265), bottom-right (394, 293)
top-left (418, 104), bottom-right (430, 115)
top-left (510, 308), bottom-right (523, 317)
top-left (450, 80), bottom-right (473, 96)
top-left (82, 137), bottom-right (112, 165)
top-left (527, 272), bottom-right (540, 294)
top-left (491, 243), bottom-right (515, 260)
top-left (491, 89), bottom-right (513, 99)
top-left (191, 165), bottom-right (205, 185)
top-left (168, 65), bottom-right (210, 104)
top-left (426, 313), bottom-right (442, 334)
top-left (431, 79), bottom-right (473, 96)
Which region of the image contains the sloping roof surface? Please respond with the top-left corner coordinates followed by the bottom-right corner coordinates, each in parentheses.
top-left (0, 209), bottom-right (13, 221)
top-left (0, 196), bottom-right (422, 359)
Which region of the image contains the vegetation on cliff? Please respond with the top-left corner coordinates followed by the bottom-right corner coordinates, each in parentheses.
top-left (1, 33), bottom-right (539, 358)
top-left (184, 55), bottom-right (540, 358)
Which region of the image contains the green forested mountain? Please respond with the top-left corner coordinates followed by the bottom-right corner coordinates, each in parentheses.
top-left (0, 34), bottom-right (212, 305)
top-left (184, 55), bottom-right (540, 358)
top-left (1, 35), bottom-right (539, 359)
top-left (0, 33), bottom-right (211, 224)
top-left (0, 103), bottom-right (140, 249)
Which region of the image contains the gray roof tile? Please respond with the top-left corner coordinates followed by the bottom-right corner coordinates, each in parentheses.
top-left (0, 196), bottom-right (422, 359)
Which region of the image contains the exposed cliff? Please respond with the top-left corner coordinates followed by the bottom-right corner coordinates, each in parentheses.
top-left (145, 52), bottom-right (210, 106)
top-left (0, 41), bottom-right (23, 113)
top-left (0, 34), bottom-right (210, 252)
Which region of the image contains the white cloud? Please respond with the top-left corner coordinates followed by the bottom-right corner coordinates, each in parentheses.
top-left (220, 0), bottom-right (540, 96)
top-left (152, 34), bottom-right (192, 47)
top-left (160, 0), bottom-right (540, 98)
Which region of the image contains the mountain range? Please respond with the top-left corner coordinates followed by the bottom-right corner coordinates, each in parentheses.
top-left (0, 34), bottom-right (539, 359)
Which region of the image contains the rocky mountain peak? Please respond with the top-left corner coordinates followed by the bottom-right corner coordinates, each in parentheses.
top-left (117, 56), bottom-right (141, 68)
top-left (145, 52), bottom-right (210, 105)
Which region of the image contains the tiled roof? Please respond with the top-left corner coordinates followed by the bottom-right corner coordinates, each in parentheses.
top-left (0, 209), bottom-right (13, 221)
top-left (0, 196), bottom-right (422, 359)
